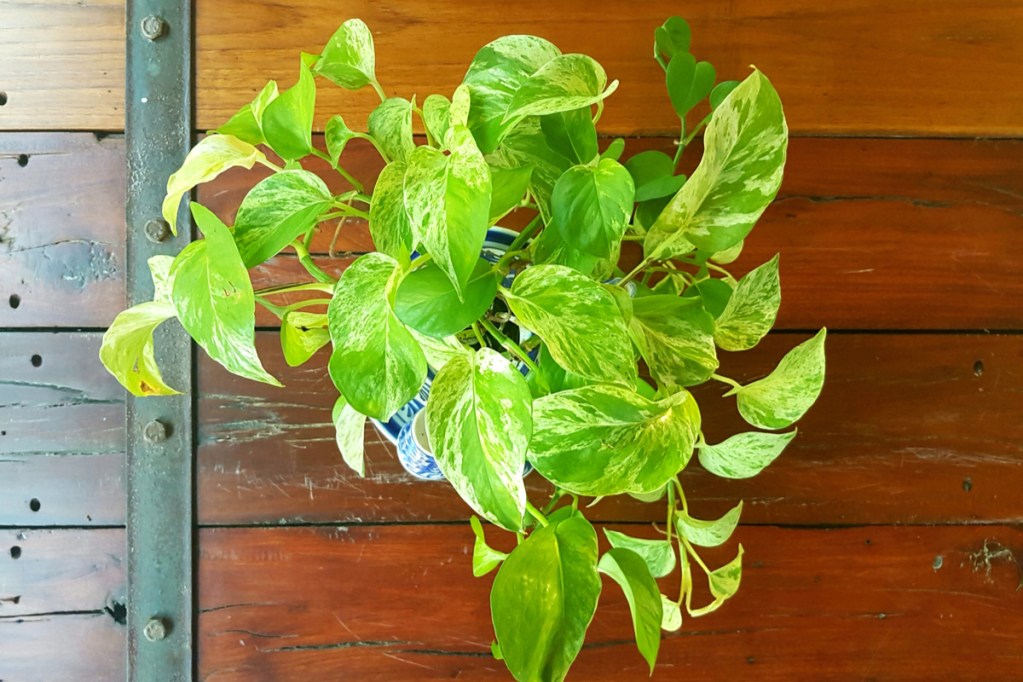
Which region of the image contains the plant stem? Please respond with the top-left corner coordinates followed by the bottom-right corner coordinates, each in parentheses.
top-left (710, 373), bottom-right (743, 392)
top-left (504, 215), bottom-right (545, 254)
top-left (480, 318), bottom-right (540, 377)
top-left (673, 477), bottom-right (688, 514)
top-left (255, 281), bottom-right (334, 296)
top-left (681, 535), bottom-right (711, 574)
top-left (617, 258), bottom-right (652, 287)
top-left (256, 157), bottom-right (284, 173)
top-left (682, 112), bottom-right (713, 147)
top-left (312, 148), bottom-right (365, 192)
top-left (666, 483), bottom-right (676, 545)
top-left (525, 502), bottom-right (549, 528)
top-left (470, 322), bottom-right (487, 349)
top-left (355, 133), bottom-right (392, 164)
top-left (370, 78), bottom-right (387, 103)
top-left (291, 240), bottom-right (337, 284)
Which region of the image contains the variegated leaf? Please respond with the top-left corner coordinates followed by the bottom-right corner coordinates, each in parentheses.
top-left (426, 348), bottom-right (531, 531)
top-left (604, 528), bottom-right (676, 578)
top-left (629, 295), bottom-right (718, 389)
top-left (422, 94), bottom-right (452, 146)
top-left (325, 114), bottom-right (356, 165)
top-left (327, 253), bottom-right (427, 420)
top-left (98, 301), bottom-right (179, 397)
top-left (148, 255), bottom-right (174, 304)
top-left (408, 328), bottom-right (472, 372)
top-left (262, 62), bottom-right (316, 161)
top-left (314, 18), bottom-right (376, 90)
top-left (688, 546), bottom-right (744, 617)
top-left (161, 134), bottom-right (266, 234)
top-left (660, 594), bottom-right (683, 632)
top-left (506, 54), bottom-right (618, 121)
top-left (368, 161), bottom-right (414, 263)
top-left (280, 310), bottom-right (330, 367)
top-left (368, 97), bottom-right (415, 164)
top-left (332, 395), bottom-right (367, 476)
top-left (644, 69), bottom-right (787, 259)
top-left (676, 501), bottom-right (743, 547)
top-left (404, 126), bottom-right (491, 298)
top-left (715, 254), bottom-right (780, 351)
top-left (216, 80), bottom-right (279, 146)
top-left (735, 329), bottom-right (826, 430)
top-left (487, 118), bottom-right (573, 223)
top-left (504, 264), bottom-right (635, 386)
top-left (698, 429), bottom-right (797, 479)
top-left (528, 385), bottom-right (701, 496)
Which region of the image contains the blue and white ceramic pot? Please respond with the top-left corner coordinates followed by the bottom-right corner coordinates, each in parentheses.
top-left (372, 227), bottom-right (532, 481)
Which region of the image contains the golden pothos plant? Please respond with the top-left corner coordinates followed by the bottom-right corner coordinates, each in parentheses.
top-left (101, 16), bottom-right (826, 681)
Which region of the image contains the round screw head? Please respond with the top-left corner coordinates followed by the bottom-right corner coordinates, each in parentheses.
top-left (140, 15), bottom-right (167, 41)
top-left (144, 218), bottom-right (170, 243)
top-left (143, 419), bottom-right (168, 444)
top-left (143, 617), bottom-right (167, 642)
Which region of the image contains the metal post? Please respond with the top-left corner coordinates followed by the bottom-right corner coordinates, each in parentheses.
top-left (125, 1), bottom-right (194, 680)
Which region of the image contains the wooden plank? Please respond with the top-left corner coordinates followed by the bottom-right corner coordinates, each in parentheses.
top-left (0, 134), bottom-right (124, 327)
top-left (197, 333), bottom-right (1023, 526)
top-left (0, 0), bottom-right (124, 131)
top-left (0, 333), bottom-right (126, 525)
top-left (198, 138), bottom-right (1023, 330)
top-left (0, 529), bottom-right (126, 682)
top-left (196, 1), bottom-right (1023, 137)
top-left (198, 524), bottom-right (1023, 680)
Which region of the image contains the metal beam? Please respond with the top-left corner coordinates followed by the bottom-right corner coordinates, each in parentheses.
top-left (125, 1), bottom-right (194, 680)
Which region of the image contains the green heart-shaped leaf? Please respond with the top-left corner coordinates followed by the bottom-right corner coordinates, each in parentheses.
top-left (735, 328), bottom-right (826, 430)
top-left (216, 80), bottom-right (279, 146)
top-left (714, 254), bottom-right (780, 351)
top-left (552, 158), bottom-right (635, 258)
top-left (394, 258), bottom-right (497, 338)
top-left (368, 97), bottom-right (415, 164)
top-left (665, 53), bottom-right (716, 119)
top-left (280, 310), bottom-right (330, 368)
top-left (262, 62), bottom-right (316, 161)
top-left (470, 516), bottom-right (508, 577)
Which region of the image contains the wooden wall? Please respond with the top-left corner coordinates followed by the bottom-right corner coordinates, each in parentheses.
top-left (2, 1), bottom-right (1022, 680)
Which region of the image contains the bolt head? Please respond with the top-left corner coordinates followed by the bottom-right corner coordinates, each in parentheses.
top-left (143, 617), bottom-right (167, 642)
top-left (143, 419), bottom-right (168, 444)
top-left (140, 15), bottom-right (167, 41)
top-left (144, 218), bottom-right (171, 243)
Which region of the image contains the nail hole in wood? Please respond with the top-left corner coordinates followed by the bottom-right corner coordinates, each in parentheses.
top-left (0, 92), bottom-right (8, 106)
top-left (962, 477), bottom-right (973, 492)
top-left (9, 294), bottom-right (21, 309)
top-left (17, 154), bottom-right (28, 167)
top-left (29, 498), bottom-right (40, 512)
top-left (973, 360), bottom-right (984, 376)
top-left (10, 546), bottom-right (21, 559)
top-left (30, 354), bottom-right (41, 367)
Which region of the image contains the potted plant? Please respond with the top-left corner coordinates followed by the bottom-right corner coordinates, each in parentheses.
top-left (100, 15), bottom-right (826, 681)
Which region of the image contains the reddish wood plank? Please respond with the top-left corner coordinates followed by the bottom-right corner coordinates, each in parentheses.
top-left (200, 138), bottom-right (1023, 330)
top-left (0, 529), bottom-right (126, 682)
top-left (197, 333), bottom-right (1023, 526)
top-left (0, 0), bottom-right (124, 131)
top-left (196, 1), bottom-right (1023, 137)
top-left (0, 333), bottom-right (126, 525)
top-left (0, 134), bottom-right (124, 327)
top-left (198, 524), bottom-right (1023, 680)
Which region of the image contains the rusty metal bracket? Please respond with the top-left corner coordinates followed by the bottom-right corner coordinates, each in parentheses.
top-left (125, 1), bottom-right (194, 680)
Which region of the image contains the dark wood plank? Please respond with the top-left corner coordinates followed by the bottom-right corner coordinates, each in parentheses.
top-left (0, 333), bottom-right (126, 525)
top-left (198, 524), bottom-right (1023, 680)
top-left (0, 529), bottom-right (126, 682)
top-left (196, 1), bottom-right (1023, 137)
top-left (200, 138), bottom-right (1023, 330)
top-left (0, 134), bottom-right (124, 327)
top-left (197, 333), bottom-right (1023, 526)
top-left (0, 0), bottom-right (124, 131)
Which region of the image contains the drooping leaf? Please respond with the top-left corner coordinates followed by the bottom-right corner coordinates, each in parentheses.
top-left (488, 165), bottom-right (533, 223)
top-left (325, 114), bottom-right (356, 165)
top-left (280, 310), bottom-right (330, 367)
top-left (665, 53), bottom-right (716, 119)
top-left (604, 528), bottom-right (677, 578)
top-left (551, 158), bottom-right (635, 258)
top-left (426, 348), bottom-right (531, 531)
top-left (99, 301), bottom-right (179, 396)
top-left (528, 385), bottom-right (701, 496)
top-left (714, 254), bottom-right (780, 351)
top-left (332, 394), bottom-right (367, 476)
top-left (408, 328), bottom-right (472, 372)
top-left (629, 295), bottom-right (718, 390)
top-left (645, 69), bottom-right (787, 259)
top-left (368, 97), bottom-right (415, 164)
top-left (470, 516), bottom-right (508, 577)
top-left (625, 150), bottom-right (687, 202)
top-left (735, 329), bottom-right (826, 430)
top-left (394, 258), bottom-right (498, 337)
top-left (262, 61), bottom-right (316, 161)
top-left (540, 107), bottom-right (598, 164)
top-left (506, 53), bottom-right (617, 122)
top-left (699, 429), bottom-right (797, 479)
top-left (688, 545), bottom-right (744, 617)
top-left (654, 16), bottom-right (692, 62)
top-left (487, 119), bottom-right (573, 223)
top-left (660, 594), bottom-right (683, 631)
top-left (170, 203), bottom-right (280, 386)
top-left (162, 134), bottom-right (266, 234)
top-left (491, 508), bottom-right (601, 682)
top-left (504, 264), bottom-right (635, 386)
top-left (422, 93), bottom-right (452, 146)
top-left (368, 161), bottom-right (414, 262)
top-left (314, 18), bottom-right (376, 90)
top-left (233, 170), bottom-right (333, 267)
top-left (216, 81), bottom-right (279, 145)
top-left (462, 34), bottom-right (562, 153)
top-left (676, 501), bottom-right (743, 548)
top-left (598, 548), bottom-right (662, 673)
top-left (326, 252), bottom-right (427, 420)
top-left (404, 126), bottom-right (491, 298)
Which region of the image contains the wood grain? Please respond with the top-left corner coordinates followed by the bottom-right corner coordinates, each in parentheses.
top-left (197, 332), bottom-right (1023, 526)
top-left (198, 524), bottom-right (1023, 680)
top-left (0, 529), bottom-right (126, 682)
top-left (0, 333), bottom-right (126, 525)
top-left (0, 0), bottom-right (124, 131)
top-left (0, 134), bottom-right (124, 328)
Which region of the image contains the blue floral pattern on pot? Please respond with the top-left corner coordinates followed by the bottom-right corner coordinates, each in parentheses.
top-left (372, 227), bottom-right (533, 481)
